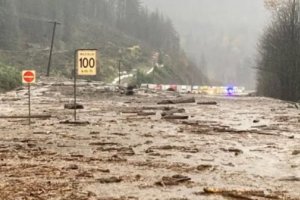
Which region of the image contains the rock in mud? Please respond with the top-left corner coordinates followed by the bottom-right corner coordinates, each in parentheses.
top-left (221, 147), bottom-right (243, 156)
top-left (124, 85), bottom-right (135, 96)
top-left (64, 103), bottom-right (84, 109)
top-left (64, 164), bottom-right (79, 170)
top-left (196, 164), bottom-right (214, 171)
top-left (90, 131), bottom-right (100, 135)
top-left (292, 150), bottom-right (300, 155)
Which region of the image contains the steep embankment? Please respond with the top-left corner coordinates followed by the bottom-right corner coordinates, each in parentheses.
top-left (0, 0), bottom-right (207, 88)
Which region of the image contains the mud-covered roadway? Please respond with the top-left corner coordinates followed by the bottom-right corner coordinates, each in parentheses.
top-left (0, 79), bottom-right (299, 200)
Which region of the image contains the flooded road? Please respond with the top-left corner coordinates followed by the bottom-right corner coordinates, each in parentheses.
top-left (0, 79), bottom-right (299, 200)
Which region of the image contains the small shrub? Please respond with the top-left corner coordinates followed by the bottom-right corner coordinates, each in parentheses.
top-left (0, 63), bottom-right (22, 92)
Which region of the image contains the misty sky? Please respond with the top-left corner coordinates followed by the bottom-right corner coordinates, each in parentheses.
top-left (142, 0), bottom-right (271, 88)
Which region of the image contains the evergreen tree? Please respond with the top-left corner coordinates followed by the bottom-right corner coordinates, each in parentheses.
top-left (257, 0), bottom-right (300, 101)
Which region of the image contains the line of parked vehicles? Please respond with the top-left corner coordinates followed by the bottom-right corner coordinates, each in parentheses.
top-left (141, 84), bottom-right (246, 95)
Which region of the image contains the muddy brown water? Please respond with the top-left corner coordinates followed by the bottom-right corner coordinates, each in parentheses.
top-left (0, 81), bottom-right (299, 200)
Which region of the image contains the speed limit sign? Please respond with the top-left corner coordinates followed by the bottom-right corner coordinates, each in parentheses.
top-left (77, 49), bottom-right (97, 75)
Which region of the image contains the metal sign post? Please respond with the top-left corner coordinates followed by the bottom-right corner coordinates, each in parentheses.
top-left (73, 49), bottom-right (98, 122)
top-left (74, 51), bottom-right (77, 121)
top-left (22, 70), bottom-right (36, 125)
top-left (28, 83), bottom-right (31, 125)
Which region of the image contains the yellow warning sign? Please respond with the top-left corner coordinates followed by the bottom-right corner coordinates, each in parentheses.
top-left (77, 50), bottom-right (97, 76)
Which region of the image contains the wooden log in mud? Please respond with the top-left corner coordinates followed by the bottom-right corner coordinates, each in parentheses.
top-left (197, 101), bottom-right (217, 105)
top-left (0, 115), bottom-right (51, 119)
top-left (163, 115), bottom-right (189, 120)
top-left (157, 97), bottom-right (196, 105)
top-left (202, 187), bottom-right (286, 200)
top-left (138, 111), bottom-right (156, 116)
top-left (59, 120), bottom-right (90, 125)
top-left (155, 175), bottom-right (191, 186)
top-left (1, 97), bottom-right (21, 101)
top-left (142, 106), bottom-right (174, 111)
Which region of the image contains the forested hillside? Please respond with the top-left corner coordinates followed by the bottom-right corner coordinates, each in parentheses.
top-left (257, 0), bottom-right (300, 101)
top-left (0, 0), bottom-right (207, 88)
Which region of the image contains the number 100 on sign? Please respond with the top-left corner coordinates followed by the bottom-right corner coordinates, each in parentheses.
top-left (77, 50), bottom-right (97, 76)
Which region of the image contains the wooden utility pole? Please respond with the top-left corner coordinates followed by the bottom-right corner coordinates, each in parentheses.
top-left (46, 21), bottom-right (61, 77)
top-left (118, 59), bottom-right (122, 85)
top-left (152, 62), bottom-right (155, 83)
top-left (118, 49), bottom-right (122, 85)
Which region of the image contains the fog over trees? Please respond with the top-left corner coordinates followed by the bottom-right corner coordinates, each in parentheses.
top-left (143, 0), bottom-right (270, 89)
top-left (0, 0), bottom-right (179, 54)
top-left (0, 0), bottom-right (208, 86)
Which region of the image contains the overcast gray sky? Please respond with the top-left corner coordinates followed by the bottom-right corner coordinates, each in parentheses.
top-left (142, 0), bottom-right (270, 88)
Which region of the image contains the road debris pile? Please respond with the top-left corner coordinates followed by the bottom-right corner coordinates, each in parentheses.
top-left (0, 78), bottom-right (299, 199)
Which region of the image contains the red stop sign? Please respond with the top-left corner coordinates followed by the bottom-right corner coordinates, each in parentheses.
top-left (22, 70), bottom-right (36, 83)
